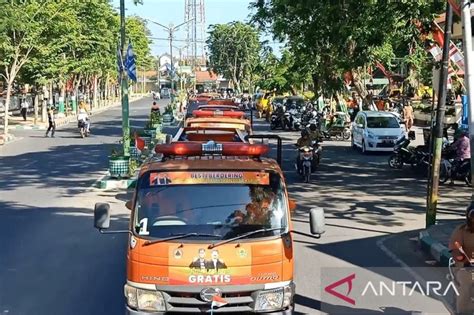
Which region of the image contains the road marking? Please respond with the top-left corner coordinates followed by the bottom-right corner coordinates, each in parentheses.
top-left (376, 235), bottom-right (455, 314)
top-left (23, 160), bottom-right (37, 168)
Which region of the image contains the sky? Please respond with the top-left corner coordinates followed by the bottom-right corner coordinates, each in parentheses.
top-left (113, 0), bottom-right (283, 57)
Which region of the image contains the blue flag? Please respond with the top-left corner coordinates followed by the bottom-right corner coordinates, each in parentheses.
top-left (125, 42), bottom-right (137, 82)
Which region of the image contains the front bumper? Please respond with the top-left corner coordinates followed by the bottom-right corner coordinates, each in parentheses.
top-left (126, 305), bottom-right (294, 314)
top-left (366, 139), bottom-right (397, 152)
top-left (125, 282), bottom-right (295, 314)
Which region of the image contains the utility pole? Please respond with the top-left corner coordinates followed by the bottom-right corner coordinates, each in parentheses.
top-left (169, 27), bottom-right (174, 101)
top-left (120, 0), bottom-right (130, 157)
top-left (461, 0), bottom-right (474, 201)
top-left (426, 2), bottom-right (453, 227)
top-left (145, 18), bottom-right (195, 103)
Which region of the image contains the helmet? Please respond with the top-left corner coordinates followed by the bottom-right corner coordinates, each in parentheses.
top-left (301, 129), bottom-right (309, 137)
top-left (309, 123), bottom-right (317, 131)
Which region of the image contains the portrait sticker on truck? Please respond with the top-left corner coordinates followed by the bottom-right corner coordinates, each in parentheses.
top-left (150, 171), bottom-right (269, 186)
top-left (168, 246), bottom-right (254, 285)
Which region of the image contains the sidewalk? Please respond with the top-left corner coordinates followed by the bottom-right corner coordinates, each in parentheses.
top-left (0, 95), bottom-right (144, 145)
top-left (419, 220), bottom-right (463, 266)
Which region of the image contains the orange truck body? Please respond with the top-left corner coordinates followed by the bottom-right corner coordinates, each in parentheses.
top-left (121, 146), bottom-right (296, 314)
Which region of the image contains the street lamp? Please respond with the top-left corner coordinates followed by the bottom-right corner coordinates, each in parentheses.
top-left (145, 18), bottom-right (195, 102)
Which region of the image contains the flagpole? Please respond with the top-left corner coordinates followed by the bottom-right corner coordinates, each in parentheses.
top-left (120, 0), bottom-right (130, 158)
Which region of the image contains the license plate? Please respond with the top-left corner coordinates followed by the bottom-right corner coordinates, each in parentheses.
top-left (383, 140), bottom-right (393, 144)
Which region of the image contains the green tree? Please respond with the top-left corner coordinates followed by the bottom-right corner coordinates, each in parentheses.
top-left (251, 0), bottom-right (444, 97)
top-left (207, 22), bottom-right (261, 92)
top-left (0, 0), bottom-right (67, 134)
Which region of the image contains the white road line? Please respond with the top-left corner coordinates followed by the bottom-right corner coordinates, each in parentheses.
top-left (376, 235), bottom-right (455, 314)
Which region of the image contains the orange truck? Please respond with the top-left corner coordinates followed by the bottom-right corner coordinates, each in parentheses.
top-left (185, 110), bottom-right (253, 136)
top-left (94, 140), bottom-right (325, 314)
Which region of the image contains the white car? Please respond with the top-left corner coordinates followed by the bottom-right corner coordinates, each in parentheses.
top-left (351, 111), bottom-right (405, 153)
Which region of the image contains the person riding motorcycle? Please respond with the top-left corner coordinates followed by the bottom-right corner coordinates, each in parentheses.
top-left (295, 129), bottom-right (314, 174)
top-left (296, 129), bottom-right (312, 148)
top-left (449, 204), bottom-right (474, 314)
top-left (308, 123), bottom-right (322, 143)
top-left (77, 108), bottom-right (90, 133)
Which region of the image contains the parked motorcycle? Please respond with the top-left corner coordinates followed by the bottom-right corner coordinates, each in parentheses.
top-left (439, 158), bottom-right (472, 186)
top-left (387, 132), bottom-right (427, 169)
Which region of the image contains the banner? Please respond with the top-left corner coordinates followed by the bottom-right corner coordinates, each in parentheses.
top-left (149, 171), bottom-right (270, 186)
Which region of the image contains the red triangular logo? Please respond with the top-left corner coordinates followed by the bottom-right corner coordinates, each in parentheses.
top-left (324, 273), bottom-right (356, 305)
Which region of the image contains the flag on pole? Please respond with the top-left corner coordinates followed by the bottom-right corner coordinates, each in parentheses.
top-left (117, 44), bottom-right (124, 73)
top-left (375, 61), bottom-right (392, 81)
top-left (125, 41), bottom-right (137, 82)
top-left (449, 44), bottom-right (464, 69)
top-left (428, 45), bottom-right (443, 62)
top-left (211, 296), bottom-right (228, 309)
top-left (447, 0), bottom-right (461, 17)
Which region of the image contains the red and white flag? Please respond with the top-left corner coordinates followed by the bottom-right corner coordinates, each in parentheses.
top-left (211, 296), bottom-right (228, 309)
top-left (449, 44), bottom-right (464, 69)
top-left (428, 45), bottom-right (443, 62)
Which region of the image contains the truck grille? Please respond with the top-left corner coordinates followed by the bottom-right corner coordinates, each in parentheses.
top-left (164, 290), bottom-right (255, 313)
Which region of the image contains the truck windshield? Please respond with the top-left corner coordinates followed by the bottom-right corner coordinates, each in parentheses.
top-left (134, 172), bottom-right (288, 241)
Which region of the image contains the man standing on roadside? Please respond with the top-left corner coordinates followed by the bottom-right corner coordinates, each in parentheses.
top-left (45, 107), bottom-right (56, 137)
top-left (20, 98), bottom-right (28, 121)
top-left (403, 101), bottom-right (414, 131)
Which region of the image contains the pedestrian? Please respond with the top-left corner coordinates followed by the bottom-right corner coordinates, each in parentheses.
top-left (20, 98), bottom-right (28, 121)
top-left (449, 204), bottom-right (474, 314)
top-left (403, 101), bottom-right (414, 131)
top-left (45, 107), bottom-right (56, 137)
top-left (151, 101), bottom-right (160, 113)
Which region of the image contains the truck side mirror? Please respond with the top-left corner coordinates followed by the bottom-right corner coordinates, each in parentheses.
top-left (125, 200), bottom-right (133, 211)
top-left (94, 203), bottom-right (111, 230)
top-left (309, 207), bottom-right (325, 238)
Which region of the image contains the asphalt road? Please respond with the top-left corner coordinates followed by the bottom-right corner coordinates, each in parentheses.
top-left (0, 97), bottom-right (470, 315)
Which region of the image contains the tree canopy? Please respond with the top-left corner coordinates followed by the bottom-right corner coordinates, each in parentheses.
top-left (206, 21), bottom-right (261, 92)
top-left (251, 0), bottom-right (444, 96)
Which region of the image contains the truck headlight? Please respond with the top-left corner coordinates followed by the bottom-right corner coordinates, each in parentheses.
top-left (124, 284), bottom-right (166, 312)
top-left (254, 286), bottom-right (293, 312)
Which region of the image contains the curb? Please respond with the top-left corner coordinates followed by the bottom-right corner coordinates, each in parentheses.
top-left (97, 175), bottom-right (137, 190)
top-left (419, 230), bottom-right (451, 266)
top-left (0, 133), bottom-right (16, 146)
top-left (13, 124), bottom-right (46, 130)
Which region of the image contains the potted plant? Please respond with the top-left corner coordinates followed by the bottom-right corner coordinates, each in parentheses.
top-left (150, 110), bottom-right (162, 129)
top-left (109, 148), bottom-right (130, 179)
top-left (162, 104), bottom-right (174, 123)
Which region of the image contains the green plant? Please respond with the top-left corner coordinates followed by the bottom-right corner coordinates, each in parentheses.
top-left (150, 110), bottom-right (162, 124)
top-left (128, 159), bottom-right (140, 176)
top-left (110, 147), bottom-right (123, 158)
top-left (164, 104), bottom-right (174, 114)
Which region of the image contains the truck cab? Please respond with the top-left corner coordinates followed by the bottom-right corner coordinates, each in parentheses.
top-left (94, 141), bottom-right (325, 314)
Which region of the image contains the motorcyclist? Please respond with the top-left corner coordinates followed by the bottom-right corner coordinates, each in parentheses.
top-left (449, 204), bottom-right (474, 314)
top-left (296, 129), bottom-right (312, 148)
top-left (295, 129), bottom-right (312, 174)
top-left (308, 123), bottom-right (322, 143)
top-left (77, 108), bottom-right (90, 133)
